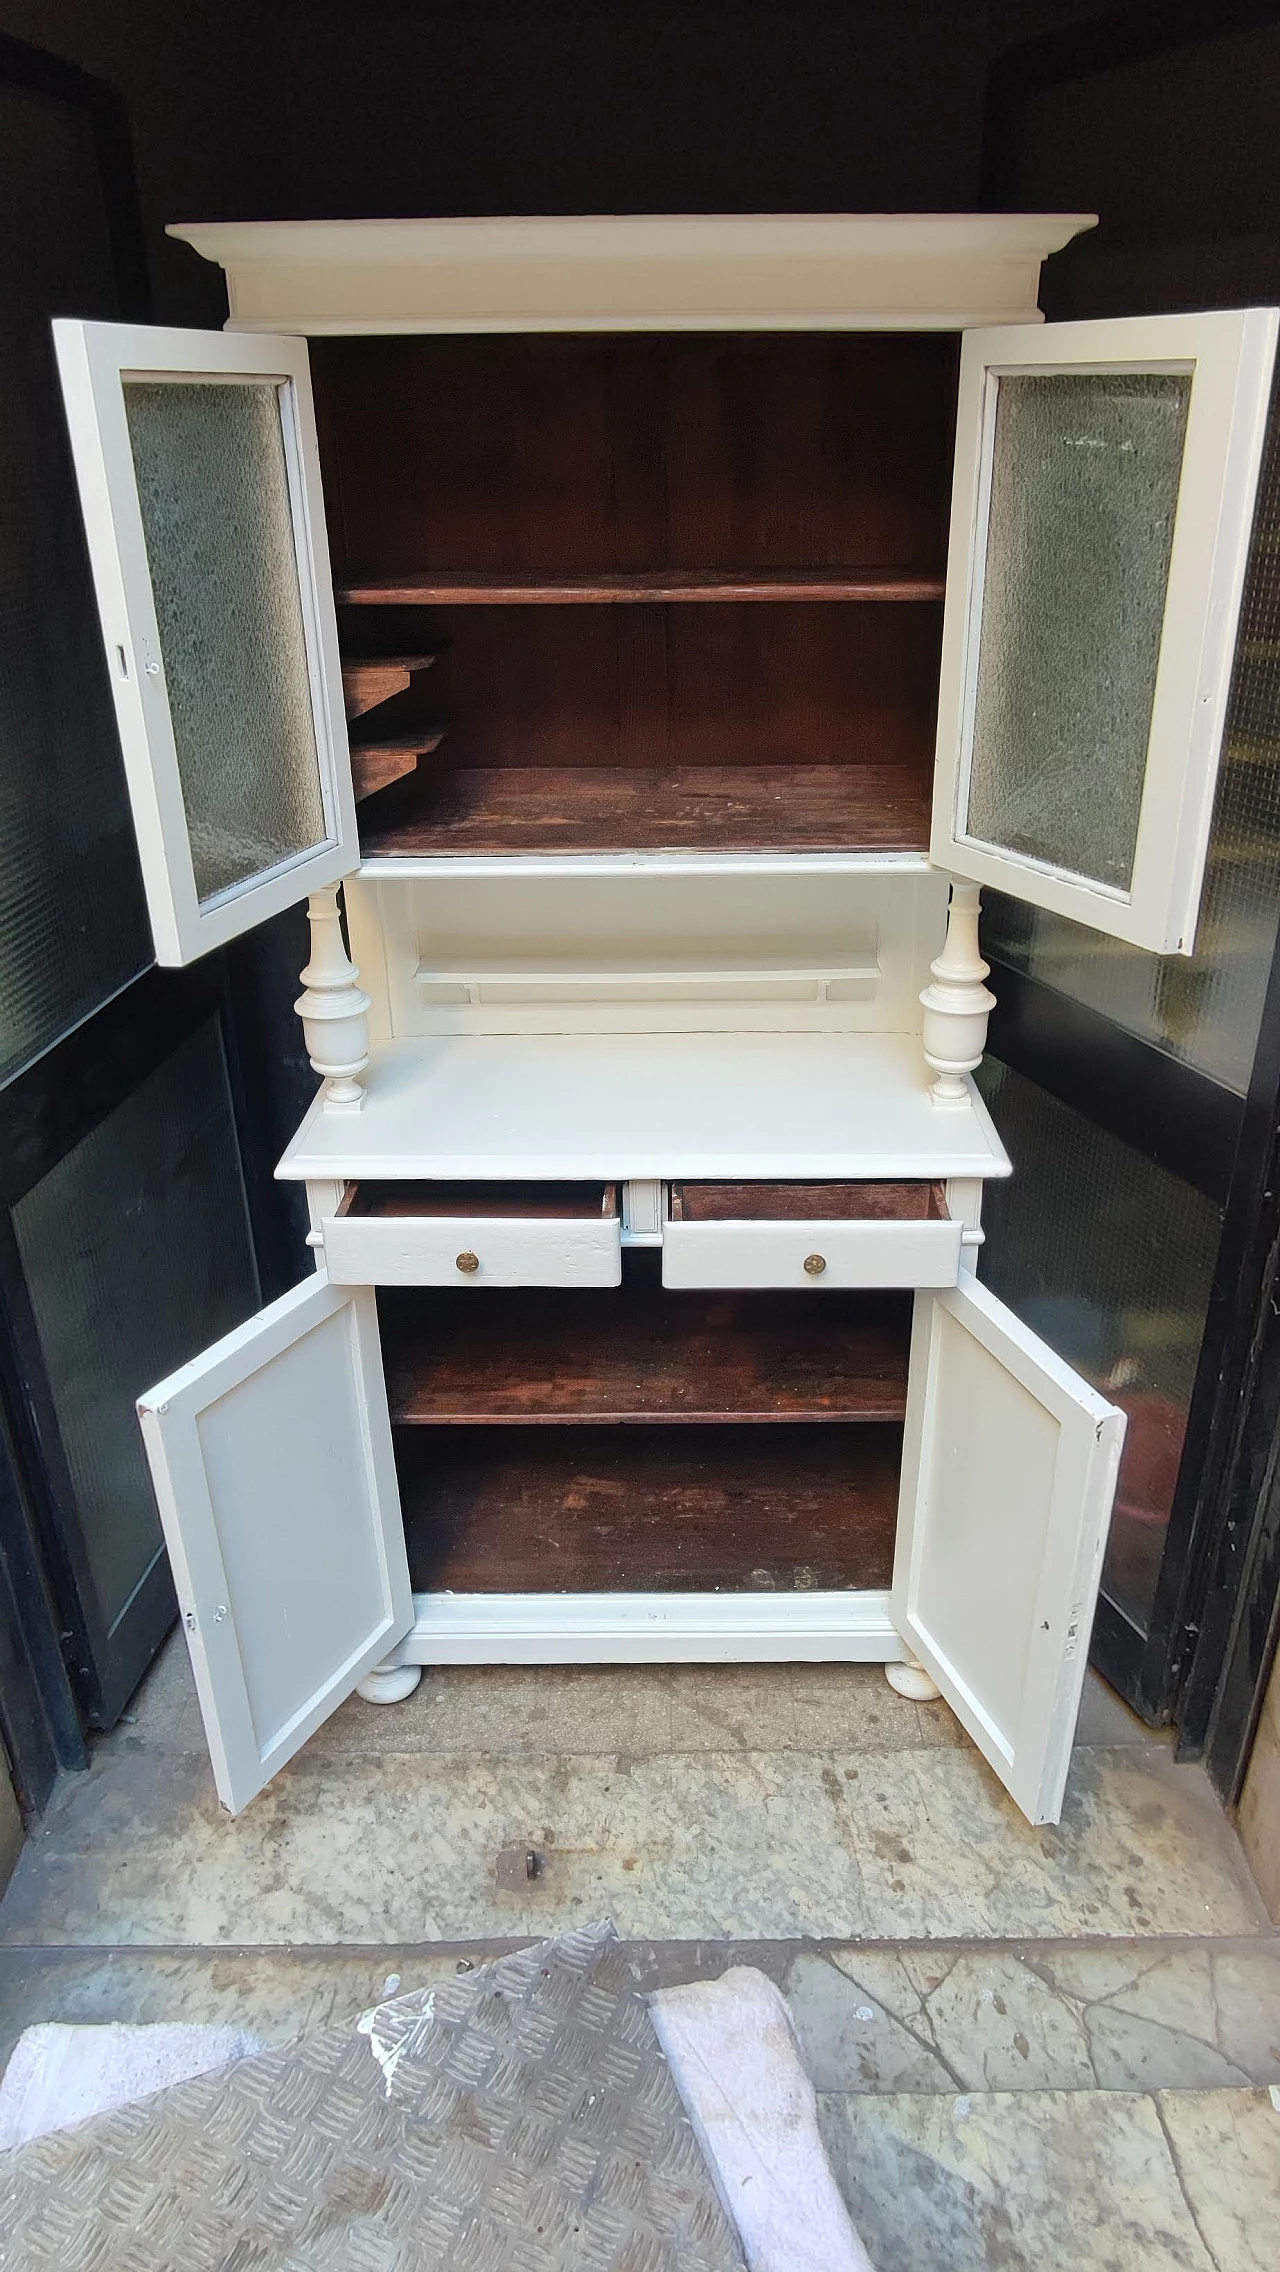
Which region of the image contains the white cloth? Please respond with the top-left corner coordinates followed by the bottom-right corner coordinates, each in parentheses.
top-left (0, 2022), bottom-right (261, 2150)
top-left (650, 1967), bottom-right (873, 2272)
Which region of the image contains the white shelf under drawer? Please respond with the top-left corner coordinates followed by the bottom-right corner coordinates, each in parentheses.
top-left (276, 1031), bottom-right (1012, 1184)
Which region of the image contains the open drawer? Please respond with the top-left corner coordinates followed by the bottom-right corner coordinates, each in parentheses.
top-left (321, 1181), bottom-right (621, 1287)
top-left (662, 1181), bottom-right (963, 1290)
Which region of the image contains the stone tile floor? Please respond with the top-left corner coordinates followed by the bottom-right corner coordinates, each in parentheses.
top-left (2, 1639), bottom-right (1278, 2268)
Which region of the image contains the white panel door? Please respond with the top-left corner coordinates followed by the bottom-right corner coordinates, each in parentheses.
top-left (137, 1274), bottom-right (411, 1814)
top-left (933, 308), bottom-right (1277, 953)
top-left (893, 1272), bottom-right (1125, 1826)
top-left (54, 320), bottom-right (357, 965)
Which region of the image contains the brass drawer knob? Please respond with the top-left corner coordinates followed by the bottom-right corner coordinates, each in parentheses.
top-left (803, 1252), bottom-right (827, 1277)
top-left (456, 1250), bottom-right (480, 1275)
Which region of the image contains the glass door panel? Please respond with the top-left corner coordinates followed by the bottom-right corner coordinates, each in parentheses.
top-left (54, 321), bottom-right (357, 966)
top-left (122, 380), bottom-right (328, 903)
top-left (5, 1011), bottom-right (260, 1724)
top-left (966, 371), bottom-right (1190, 890)
top-left (934, 310), bottom-right (1277, 953)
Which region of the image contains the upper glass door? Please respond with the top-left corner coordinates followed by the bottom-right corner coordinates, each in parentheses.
top-left (53, 321), bottom-right (358, 965)
top-left (933, 309), bottom-right (1277, 954)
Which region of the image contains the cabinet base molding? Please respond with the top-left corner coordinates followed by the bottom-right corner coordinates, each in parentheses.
top-left (883, 1655), bottom-right (942, 1701)
top-left (357, 1657), bottom-right (424, 1704)
top-left (385, 1588), bottom-right (907, 1665)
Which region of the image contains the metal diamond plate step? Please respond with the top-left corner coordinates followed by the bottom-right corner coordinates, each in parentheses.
top-left (0, 1922), bottom-right (745, 2270)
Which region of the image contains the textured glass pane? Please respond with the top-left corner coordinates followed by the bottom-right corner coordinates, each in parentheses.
top-left (124, 379), bottom-right (328, 903)
top-left (983, 380), bottom-right (1280, 1097)
top-left (0, 83), bottom-right (149, 1080)
top-left (12, 1021), bottom-right (258, 1637)
top-left (976, 1059), bottom-right (1221, 1636)
top-left (966, 371), bottom-right (1191, 890)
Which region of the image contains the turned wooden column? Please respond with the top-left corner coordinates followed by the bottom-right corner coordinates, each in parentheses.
top-left (920, 880), bottom-right (995, 1105)
top-left (295, 887), bottom-right (371, 1112)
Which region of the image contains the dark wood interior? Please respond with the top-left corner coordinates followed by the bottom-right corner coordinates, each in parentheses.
top-left (397, 1421), bottom-right (901, 1592)
top-left (670, 1181), bottom-right (948, 1222)
top-left (341, 1180), bottom-right (618, 1222)
top-left (312, 332), bottom-right (956, 856)
top-left (380, 1262), bottom-right (911, 1424)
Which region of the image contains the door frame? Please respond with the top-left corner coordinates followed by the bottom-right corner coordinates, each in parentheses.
top-left (978, 0), bottom-right (1280, 1745)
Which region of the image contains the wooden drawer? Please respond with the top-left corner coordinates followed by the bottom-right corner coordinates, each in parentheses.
top-left (662, 1181), bottom-right (962, 1290)
top-left (322, 1182), bottom-right (621, 1288)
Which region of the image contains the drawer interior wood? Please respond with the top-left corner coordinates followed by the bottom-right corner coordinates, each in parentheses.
top-left (668, 1180), bottom-right (948, 1222)
top-left (380, 1258), bottom-right (910, 1425)
top-left (397, 1421), bottom-right (900, 1593)
top-left (337, 1180), bottom-right (618, 1221)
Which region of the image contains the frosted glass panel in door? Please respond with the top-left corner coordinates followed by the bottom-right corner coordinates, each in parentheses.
top-left (122, 380), bottom-right (327, 902)
top-left (965, 372), bottom-right (1191, 890)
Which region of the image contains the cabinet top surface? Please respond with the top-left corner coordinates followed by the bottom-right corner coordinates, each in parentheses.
top-left (168, 212), bottom-right (1097, 334)
top-left (276, 1033), bottom-right (1012, 1183)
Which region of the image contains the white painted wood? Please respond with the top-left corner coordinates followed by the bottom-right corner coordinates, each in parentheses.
top-left (304, 1179), bottom-right (345, 1264)
top-left (622, 1179), bottom-right (665, 1244)
top-left (296, 888), bottom-right (371, 1110)
top-left (136, 1275), bottom-right (412, 1814)
top-left (357, 852), bottom-right (936, 881)
top-left (920, 882), bottom-right (995, 1103)
top-left (275, 1034), bottom-right (1013, 1184)
top-left (893, 1272), bottom-right (1125, 1826)
top-left (346, 868), bottom-right (947, 1043)
top-left (884, 1658), bottom-right (941, 1701)
top-left (414, 954), bottom-right (880, 1008)
top-left (357, 1658), bottom-right (422, 1704)
top-left (321, 1200), bottom-right (622, 1287)
top-left (52, 321), bottom-right (358, 966)
top-left (662, 1213), bottom-right (963, 1291)
top-left (167, 214), bottom-right (1096, 336)
top-left (943, 1178), bottom-right (985, 1250)
top-left (393, 1589), bottom-right (905, 1664)
top-left (933, 308), bottom-right (1279, 954)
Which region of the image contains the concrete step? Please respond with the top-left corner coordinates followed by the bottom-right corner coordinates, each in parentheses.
top-left (2, 1934), bottom-right (1278, 2096)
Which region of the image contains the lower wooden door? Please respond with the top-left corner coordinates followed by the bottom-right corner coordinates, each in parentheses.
top-left (137, 1262), bottom-right (1123, 1824)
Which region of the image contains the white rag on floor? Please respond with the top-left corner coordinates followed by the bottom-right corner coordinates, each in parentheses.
top-left (0, 2023), bottom-right (262, 2151)
top-left (650, 1967), bottom-right (873, 2272)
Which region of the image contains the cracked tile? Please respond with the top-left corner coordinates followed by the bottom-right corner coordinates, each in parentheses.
top-left (786, 1951), bottom-right (958, 2090)
top-left (794, 1942), bottom-right (1280, 2094)
top-left (1155, 2088), bottom-right (1280, 2271)
top-left (818, 2088), bottom-right (1223, 2271)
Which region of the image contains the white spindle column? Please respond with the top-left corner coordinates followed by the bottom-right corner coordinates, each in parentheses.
top-left (295, 888), bottom-right (371, 1112)
top-left (920, 880), bottom-right (995, 1105)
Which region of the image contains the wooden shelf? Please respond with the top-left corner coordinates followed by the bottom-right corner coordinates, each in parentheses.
top-left (342, 652), bottom-right (439, 718)
top-left (337, 569), bottom-right (946, 606)
top-left (397, 1421), bottom-right (901, 1593)
top-left (382, 1270), bottom-right (910, 1426)
top-left (349, 728), bottom-right (445, 804)
top-left (358, 762), bottom-right (931, 856)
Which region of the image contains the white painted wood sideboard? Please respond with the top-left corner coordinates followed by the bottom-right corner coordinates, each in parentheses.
top-left (52, 215), bottom-right (1278, 1820)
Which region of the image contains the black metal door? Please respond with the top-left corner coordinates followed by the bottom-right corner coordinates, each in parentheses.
top-left (978, 5), bottom-right (1280, 1734)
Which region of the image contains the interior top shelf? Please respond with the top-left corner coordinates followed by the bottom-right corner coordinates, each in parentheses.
top-left (336, 568), bottom-right (947, 606)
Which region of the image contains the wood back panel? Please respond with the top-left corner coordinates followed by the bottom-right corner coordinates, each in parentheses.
top-left (312, 332), bottom-right (958, 579)
top-left (380, 1267), bottom-right (911, 1425)
top-left (396, 1420), bottom-right (901, 1593)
